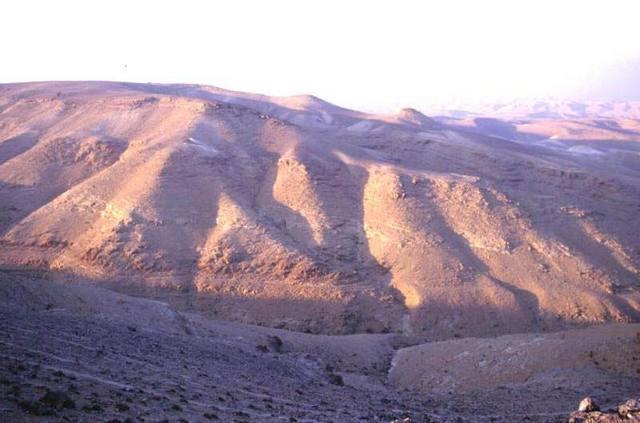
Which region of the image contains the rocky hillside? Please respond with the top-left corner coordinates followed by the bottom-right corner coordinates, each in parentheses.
top-left (1, 82), bottom-right (639, 338)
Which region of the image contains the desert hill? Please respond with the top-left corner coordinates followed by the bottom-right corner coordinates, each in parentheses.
top-left (1, 81), bottom-right (639, 338)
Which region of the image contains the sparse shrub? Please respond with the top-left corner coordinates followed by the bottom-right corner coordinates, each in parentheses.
top-left (328, 373), bottom-right (344, 386)
top-left (115, 402), bottom-right (130, 412)
top-left (39, 389), bottom-right (75, 410)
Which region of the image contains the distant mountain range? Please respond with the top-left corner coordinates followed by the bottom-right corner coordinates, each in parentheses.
top-left (425, 99), bottom-right (640, 120)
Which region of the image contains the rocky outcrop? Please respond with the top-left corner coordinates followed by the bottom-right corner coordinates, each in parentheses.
top-left (569, 397), bottom-right (640, 422)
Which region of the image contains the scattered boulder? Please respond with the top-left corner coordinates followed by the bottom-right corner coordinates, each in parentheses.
top-left (578, 397), bottom-right (599, 412)
top-left (618, 399), bottom-right (640, 418)
top-left (569, 397), bottom-right (640, 422)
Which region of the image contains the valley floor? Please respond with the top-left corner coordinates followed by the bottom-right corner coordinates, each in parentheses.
top-left (1, 270), bottom-right (639, 422)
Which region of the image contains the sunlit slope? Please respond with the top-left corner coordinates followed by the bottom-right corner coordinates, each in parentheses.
top-left (1, 82), bottom-right (639, 337)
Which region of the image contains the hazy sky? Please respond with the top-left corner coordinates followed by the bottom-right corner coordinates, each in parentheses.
top-left (3, 0), bottom-right (640, 111)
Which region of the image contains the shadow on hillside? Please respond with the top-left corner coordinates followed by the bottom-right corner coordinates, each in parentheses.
top-left (0, 131), bottom-right (40, 166)
top-left (2, 266), bottom-right (630, 340)
top-left (588, 119), bottom-right (640, 136)
top-left (406, 181), bottom-right (543, 338)
top-left (440, 118), bottom-right (547, 144)
top-left (182, 109), bottom-right (407, 333)
top-left (0, 134), bottom-right (129, 238)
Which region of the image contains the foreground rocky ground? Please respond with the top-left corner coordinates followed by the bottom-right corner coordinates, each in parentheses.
top-left (1, 270), bottom-right (639, 422)
top-left (568, 397), bottom-right (640, 422)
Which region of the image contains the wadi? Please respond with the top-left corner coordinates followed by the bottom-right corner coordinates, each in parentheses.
top-left (1, 81), bottom-right (639, 422)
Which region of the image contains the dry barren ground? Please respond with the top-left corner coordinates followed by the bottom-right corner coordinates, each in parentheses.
top-left (1, 82), bottom-right (640, 421)
top-left (1, 270), bottom-right (639, 422)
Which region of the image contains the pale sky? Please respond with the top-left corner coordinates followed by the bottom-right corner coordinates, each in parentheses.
top-left (3, 0), bottom-right (640, 112)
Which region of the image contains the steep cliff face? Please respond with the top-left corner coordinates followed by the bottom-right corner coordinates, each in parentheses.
top-left (1, 82), bottom-right (639, 337)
